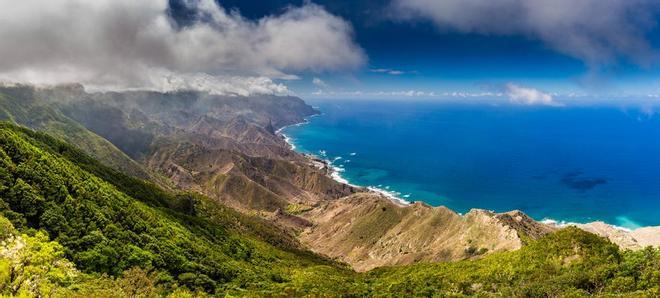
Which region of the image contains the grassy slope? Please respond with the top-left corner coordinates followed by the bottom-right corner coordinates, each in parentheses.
top-left (0, 122), bottom-right (657, 296)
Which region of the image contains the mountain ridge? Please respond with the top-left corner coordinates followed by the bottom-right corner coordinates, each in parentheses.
top-left (0, 84), bottom-right (657, 273)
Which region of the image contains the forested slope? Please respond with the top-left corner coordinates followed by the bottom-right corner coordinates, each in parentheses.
top-left (0, 122), bottom-right (355, 295)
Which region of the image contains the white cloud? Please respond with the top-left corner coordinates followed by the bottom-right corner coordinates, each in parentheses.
top-left (312, 77), bottom-right (328, 88)
top-left (370, 68), bottom-right (408, 75)
top-left (506, 83), bottom-right (563, 106)
top-left (0, 0), bottom-right (365, 95)
top-left (393, 0), bottom-right (658, 66)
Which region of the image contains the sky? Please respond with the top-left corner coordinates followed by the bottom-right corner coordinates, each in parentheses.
top-left (2, 0), bottom-right (660, 103)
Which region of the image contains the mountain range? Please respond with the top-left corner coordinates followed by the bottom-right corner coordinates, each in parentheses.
top-left (0, 84), bottom-right (657, 296)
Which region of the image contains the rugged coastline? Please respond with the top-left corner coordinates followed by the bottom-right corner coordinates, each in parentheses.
top-left (0, 84), bottom-right (657, 273)
top-left (278, 108), bottom-right (660, 260)
top-left (277, 120), bottom-right (412, 206)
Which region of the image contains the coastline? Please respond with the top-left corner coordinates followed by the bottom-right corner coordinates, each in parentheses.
top-left (276, 112), bottom-right (659, 234)
top-left (275, 114), bottom-right (322, 150)
top-left (277, 115), bottom-right (412, 206)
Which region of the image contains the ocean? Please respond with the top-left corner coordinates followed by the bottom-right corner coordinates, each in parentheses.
top-left (281, 99), bottom-right (660, 229)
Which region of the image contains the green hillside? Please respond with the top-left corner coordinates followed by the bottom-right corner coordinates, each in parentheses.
top-left (0, 122), bottom-right (355, 296)
top-left (0, 122), bottom-right (657, 297)
top-left (0, 87), bottom-right (156, 181)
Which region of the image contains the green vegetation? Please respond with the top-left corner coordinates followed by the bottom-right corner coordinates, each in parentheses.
top-left (285, 203), bottom-right (313, 215)
top-left (0, 121), bottom-right (657, 297)
top-left (0, 122), bottom-right (351, 296)
top-left (0, 87), bottom-right (156, 181)
top-left (367, 227), bottom-right (659, 297)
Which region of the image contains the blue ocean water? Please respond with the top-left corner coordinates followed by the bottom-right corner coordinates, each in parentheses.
top-left (282, 100), bottom-right (660, 228)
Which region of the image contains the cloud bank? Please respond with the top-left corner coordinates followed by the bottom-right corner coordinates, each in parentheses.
top-left (0, 0), bottom-right (365, 96)
top-left (506, 83), bottom-right (563, 106)
top-left (393, 0), bottom-right (658, 66)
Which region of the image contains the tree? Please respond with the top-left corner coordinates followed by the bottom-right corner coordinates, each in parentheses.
top-left (6, 178), bottom-right (44, 220)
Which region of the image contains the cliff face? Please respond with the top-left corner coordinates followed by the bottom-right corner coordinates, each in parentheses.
top-left (0, 84), bottom-right (655, 273)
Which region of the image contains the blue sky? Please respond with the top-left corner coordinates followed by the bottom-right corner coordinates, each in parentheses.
top-left (200, 0), bottom-right (660, 99)
top-left (4, 0), bottom-right (660, 102)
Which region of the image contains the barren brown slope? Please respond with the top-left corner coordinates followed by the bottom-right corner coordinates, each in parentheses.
top-left (144, 138), bottom-right (356, 214)
top-left (299, 193), bottom-right (555, 271)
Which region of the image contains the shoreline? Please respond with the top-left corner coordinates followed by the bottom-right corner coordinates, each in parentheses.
top-left (277, 115), bottom-right (412, 206)
top-left (276, 113), bottom-right (658, 232)
top-left (275, 114), bottom-right (322, 150)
